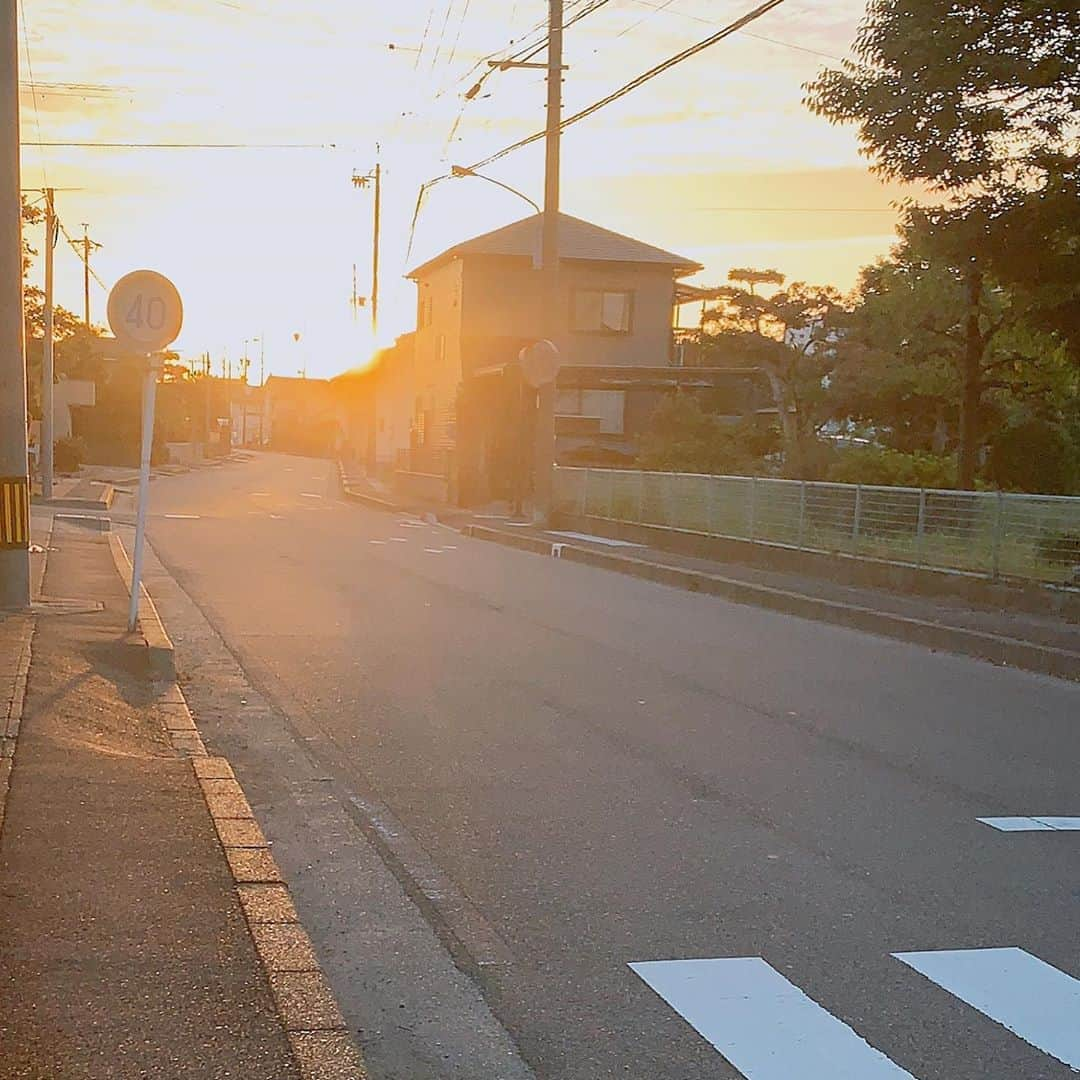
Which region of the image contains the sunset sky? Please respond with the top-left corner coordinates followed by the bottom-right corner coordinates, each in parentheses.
top-left (18, 0), bottom-right (914, 379)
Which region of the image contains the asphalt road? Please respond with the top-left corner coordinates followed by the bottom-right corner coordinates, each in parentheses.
top-left (144, 452), bottom-right (1079, 1080)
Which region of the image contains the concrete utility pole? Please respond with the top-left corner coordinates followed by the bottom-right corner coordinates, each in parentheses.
top-left (351, 161), bottom-right (381, 336)
top-left (533, 0), bottom-right (563, 524)
top-left (41, 188), bottom-right (55, 499)
top-left (0, 0), bottom-right (30, 609)
top-left (79, 224), bottom-right (99, 327)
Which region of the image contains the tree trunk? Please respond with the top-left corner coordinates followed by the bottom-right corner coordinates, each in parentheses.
top-left (957, 265), bottom-right (983, 490)
top-left (763, 363), bottom-right (800, 477)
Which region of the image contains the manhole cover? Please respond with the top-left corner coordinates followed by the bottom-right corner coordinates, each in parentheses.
top-left (31, 598), bottom-right (104, 616)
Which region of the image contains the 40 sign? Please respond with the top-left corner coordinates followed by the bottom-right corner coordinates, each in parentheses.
top-left (107, 270), bottom-right (183, 353)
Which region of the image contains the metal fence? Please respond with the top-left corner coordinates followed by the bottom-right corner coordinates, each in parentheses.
top-left (553, 467), bottom-right (1080, 587)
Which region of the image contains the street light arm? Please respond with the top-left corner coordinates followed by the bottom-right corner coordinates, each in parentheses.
top-left (450, 166), bottom-right (540, 215)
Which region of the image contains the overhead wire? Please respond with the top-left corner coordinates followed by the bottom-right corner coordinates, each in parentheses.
top-left (18, 0), bottom-right (47, 186)
top-left (56, 218), bottom-right (107, 292)
top-left (465, 0), bottom-right (788, 172)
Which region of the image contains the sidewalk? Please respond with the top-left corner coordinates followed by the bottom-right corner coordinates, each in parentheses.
top-left (0, 524), bottom-right (362, 1078)
top-left (338, 469), bottom-right (1080, 680)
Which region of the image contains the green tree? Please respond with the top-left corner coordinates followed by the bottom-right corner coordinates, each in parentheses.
top-left (805, 0), bottom-right (1079, 487)
top-left (703, 269), bottom-right (849, 477)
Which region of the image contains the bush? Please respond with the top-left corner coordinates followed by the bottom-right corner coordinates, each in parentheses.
top-left (987, 418), bottom-right (1078, 495)
top-left (825, 446), bottom-right (956, 488)
top-left (53, 435), bottom-right (86, 474)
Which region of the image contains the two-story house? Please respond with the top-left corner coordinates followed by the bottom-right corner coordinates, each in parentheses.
top-left (391, 212), bottom-right (764, 504)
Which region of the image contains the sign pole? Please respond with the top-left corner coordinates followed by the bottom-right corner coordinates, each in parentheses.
top-left (128, 352), bottom-right (160, 632)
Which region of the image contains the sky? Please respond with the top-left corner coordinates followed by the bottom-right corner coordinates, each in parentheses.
top-left (17, 0), bottom-right (915, 380)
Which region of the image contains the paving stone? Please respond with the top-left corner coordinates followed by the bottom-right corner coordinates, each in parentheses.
top-left (193, 756), bottom-right (234, 780)
top-left (161, 710), bottom-right (197, 731)
top-left (215, 818), bottom-right (267, 847)
top-left (169, 731), bottom-right (207, 756)
top-left (226, 847), bottom-right (284, 883)
top-left (269, 972), bottom-right (345, 1030)
top-left (203, 788), bottom-right (254, 819)
top-left (252, 924), bottom-right (320, 972)
top-left (287, 1031), bottom-right (367, 1079)
top-left (238, 884), bottom-right (299, 925)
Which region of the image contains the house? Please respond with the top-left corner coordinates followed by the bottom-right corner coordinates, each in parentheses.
top-left (381, 212), bottom-right (766, 505)
top-left (262, 376), bottom-right (343, 458)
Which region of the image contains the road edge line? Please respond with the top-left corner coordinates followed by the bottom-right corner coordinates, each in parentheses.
top-left (107, 532), bottom-right (176, 680)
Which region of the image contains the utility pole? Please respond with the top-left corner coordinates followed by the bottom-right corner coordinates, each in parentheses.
top-left (351, 159), bottom-right (381, 336)
top-left (79, 225), bottom-right (99, 327)
top-left (533, 0), bottom-right (563, 524)
top-left (0, 0), bottom-right (30, 608)
top-left (41, 188), bottom-right (56, 498)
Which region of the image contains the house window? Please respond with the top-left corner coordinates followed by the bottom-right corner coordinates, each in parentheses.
top-left (572, 289), bottom-right (633, 334)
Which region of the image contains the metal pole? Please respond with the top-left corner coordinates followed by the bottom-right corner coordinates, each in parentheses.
top-left (532, 0), bottom-right (562, 526)
top-left (990, 490), bottom-right (1004, 581)
top-left (798, 480), bottom-right (808, 548)
top-left (0, 0), bottom-right (30, 609)
top-left (41, 188), bottom-right (55, 499)
top-left (915, 488), bottom-right (926, 567)
top-left (128, 354), bottom-right (160, 632)
top-left (371, 161), bottom-right (380, 336)
top-left (747, 476), bottom-right (757, 541)
top-left (852, 483), bottom-right (863, 555)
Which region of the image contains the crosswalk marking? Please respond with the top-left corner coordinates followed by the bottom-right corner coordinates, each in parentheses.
top-left (978, 816), bottom-right (1080, 831)
top-left (629, 958), bottom-right (915, 1079)
top-left (893, 948), bottom-right (1080, 1070)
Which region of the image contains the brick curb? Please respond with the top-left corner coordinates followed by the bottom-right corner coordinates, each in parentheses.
top-left (462, 524), bottom-right (1080, 682)
top-left (109, 537), bottom-right (368, 1079)
top-left (0, 615), bottom-right (33, 839)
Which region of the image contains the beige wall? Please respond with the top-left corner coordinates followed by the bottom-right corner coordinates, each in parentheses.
top-left (460, 255), bottom-right (676, 370)
top-left (413, 259), bottom-right (464, 451)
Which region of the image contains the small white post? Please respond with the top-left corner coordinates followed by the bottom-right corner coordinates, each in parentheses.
top-left (128, 353), bottom-right (161, 633)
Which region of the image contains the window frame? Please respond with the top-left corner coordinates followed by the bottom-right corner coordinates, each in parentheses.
top-left (569, 288), bottom-right (635, 336)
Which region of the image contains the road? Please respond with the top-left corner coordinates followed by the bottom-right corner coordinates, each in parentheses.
top-left (140, 452), bottom-right (1079, 1080)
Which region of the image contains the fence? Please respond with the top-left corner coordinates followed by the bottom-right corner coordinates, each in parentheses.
top-left (552, 467), bottom-right (1080, 587)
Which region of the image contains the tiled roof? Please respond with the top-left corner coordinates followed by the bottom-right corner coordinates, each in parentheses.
top-left (408, 213), bottom-right (702, 278)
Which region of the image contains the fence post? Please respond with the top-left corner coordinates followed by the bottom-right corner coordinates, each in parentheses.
top-left (916, 488), bottom-right (926, 567)
top-left (798, 481), bottom-right (808, 549)
top-left (991, 490), bottom-right (1004, 581)
top-left (748, 476), bottom-right (757, 541)
top-left (637, 469), bottom-right (645, 523)
top-left (852, 484), bottom-right (863, 556)
top-left (579, 468), bottom-right (589, 518)
top-left (607, 471), bottom-right (616, 520)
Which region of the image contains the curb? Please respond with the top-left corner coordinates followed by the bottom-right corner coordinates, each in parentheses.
top-left (461, 524), bottom-right (1080, 682)
top-left (107, 533), bottom-right (177, 681)
top-left (0, 615), bottom-right (33, 838)
top-left (108, 540), bottom-right (368, 1079)
top-left (342, 486), bottom-right (400, 513)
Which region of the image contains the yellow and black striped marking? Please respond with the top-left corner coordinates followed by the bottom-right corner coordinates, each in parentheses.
top-left (0, 476), bottom-right (30, 550)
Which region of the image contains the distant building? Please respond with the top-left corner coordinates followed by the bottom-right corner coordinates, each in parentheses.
top-left (263, 376), bottom-right (343, 458)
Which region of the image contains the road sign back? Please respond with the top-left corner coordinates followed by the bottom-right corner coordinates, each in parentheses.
top-left (107, 270), bottom-right (183, 353)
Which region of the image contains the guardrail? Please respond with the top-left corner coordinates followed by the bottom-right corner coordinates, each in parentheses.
top-left (553, 467), bottom-right (1080, 587)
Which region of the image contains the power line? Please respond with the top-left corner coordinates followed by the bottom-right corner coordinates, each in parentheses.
top-left (467, 0), bottom-right (788, 172)
top-left (19, 141), bottom-right (340, 150)
top-left (612, 0), bottom-right (681, 40)
top-left (18, 0), bottom-right (46, 186)
top-left (56, 218), bottom-right (106, 291)
top-left (693, 206), bottom-right (897, 213)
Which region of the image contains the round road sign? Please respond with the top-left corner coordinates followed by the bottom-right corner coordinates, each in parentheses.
top-left (107, 270), bottom-right (183, 353)
top-left (519, 339), bottom-right (561, 388)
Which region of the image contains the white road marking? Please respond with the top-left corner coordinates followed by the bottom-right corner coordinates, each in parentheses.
top-left (269, 514), bottom-right (283, 520)
top-left (442, 544), bottom-right (457, 549)
top-left (549, 530), bottom-right (644, 548)
top-left (300, 493), bottom-right (322, 499)
top-left (398, 521), bottom-right (424, 528)
top-left (164, 513), bottom-right (200, 519)
top-left (389, 537), bottom-right (407, 543)
top-left (369, 539), bottom-right (386, 545)
top-left (251, 491), bottom-right (271, 496)
top-left (424, 548), bottom-right (442, 554)
top-left (978, 816), bottom-right (1080, 831)
top-left (629, 958), bottom-right (914, 1079)
top-left (894, 948), bottom-right (1080, 1069)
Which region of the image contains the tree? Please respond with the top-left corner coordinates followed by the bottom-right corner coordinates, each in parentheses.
top-left (703, 269), bottom-right (849, 477)
top-left (805, 0), bottom-right (1080, 487)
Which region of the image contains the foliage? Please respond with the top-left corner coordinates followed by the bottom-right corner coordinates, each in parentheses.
top-left (804, 0), bottom-right (1079, 488)
top-left (701, 270), bottom-right (850, 477)
top-left (986, 418), bottom-right (1078, 495)
top-left (824, 447), bottom-right (956, 489)
top-left (636, 395), bottom-right (771, 476)
top-left (52, 436), bottom-right (87, 474)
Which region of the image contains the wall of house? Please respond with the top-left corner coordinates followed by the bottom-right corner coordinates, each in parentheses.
top-left (412, 259), bottom-right (464, 455)
top-left (460, 255), bottom-right (676, 371)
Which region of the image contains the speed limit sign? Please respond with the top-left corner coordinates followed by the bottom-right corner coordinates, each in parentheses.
top-left (107, 270), bottom-right (183, 353)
